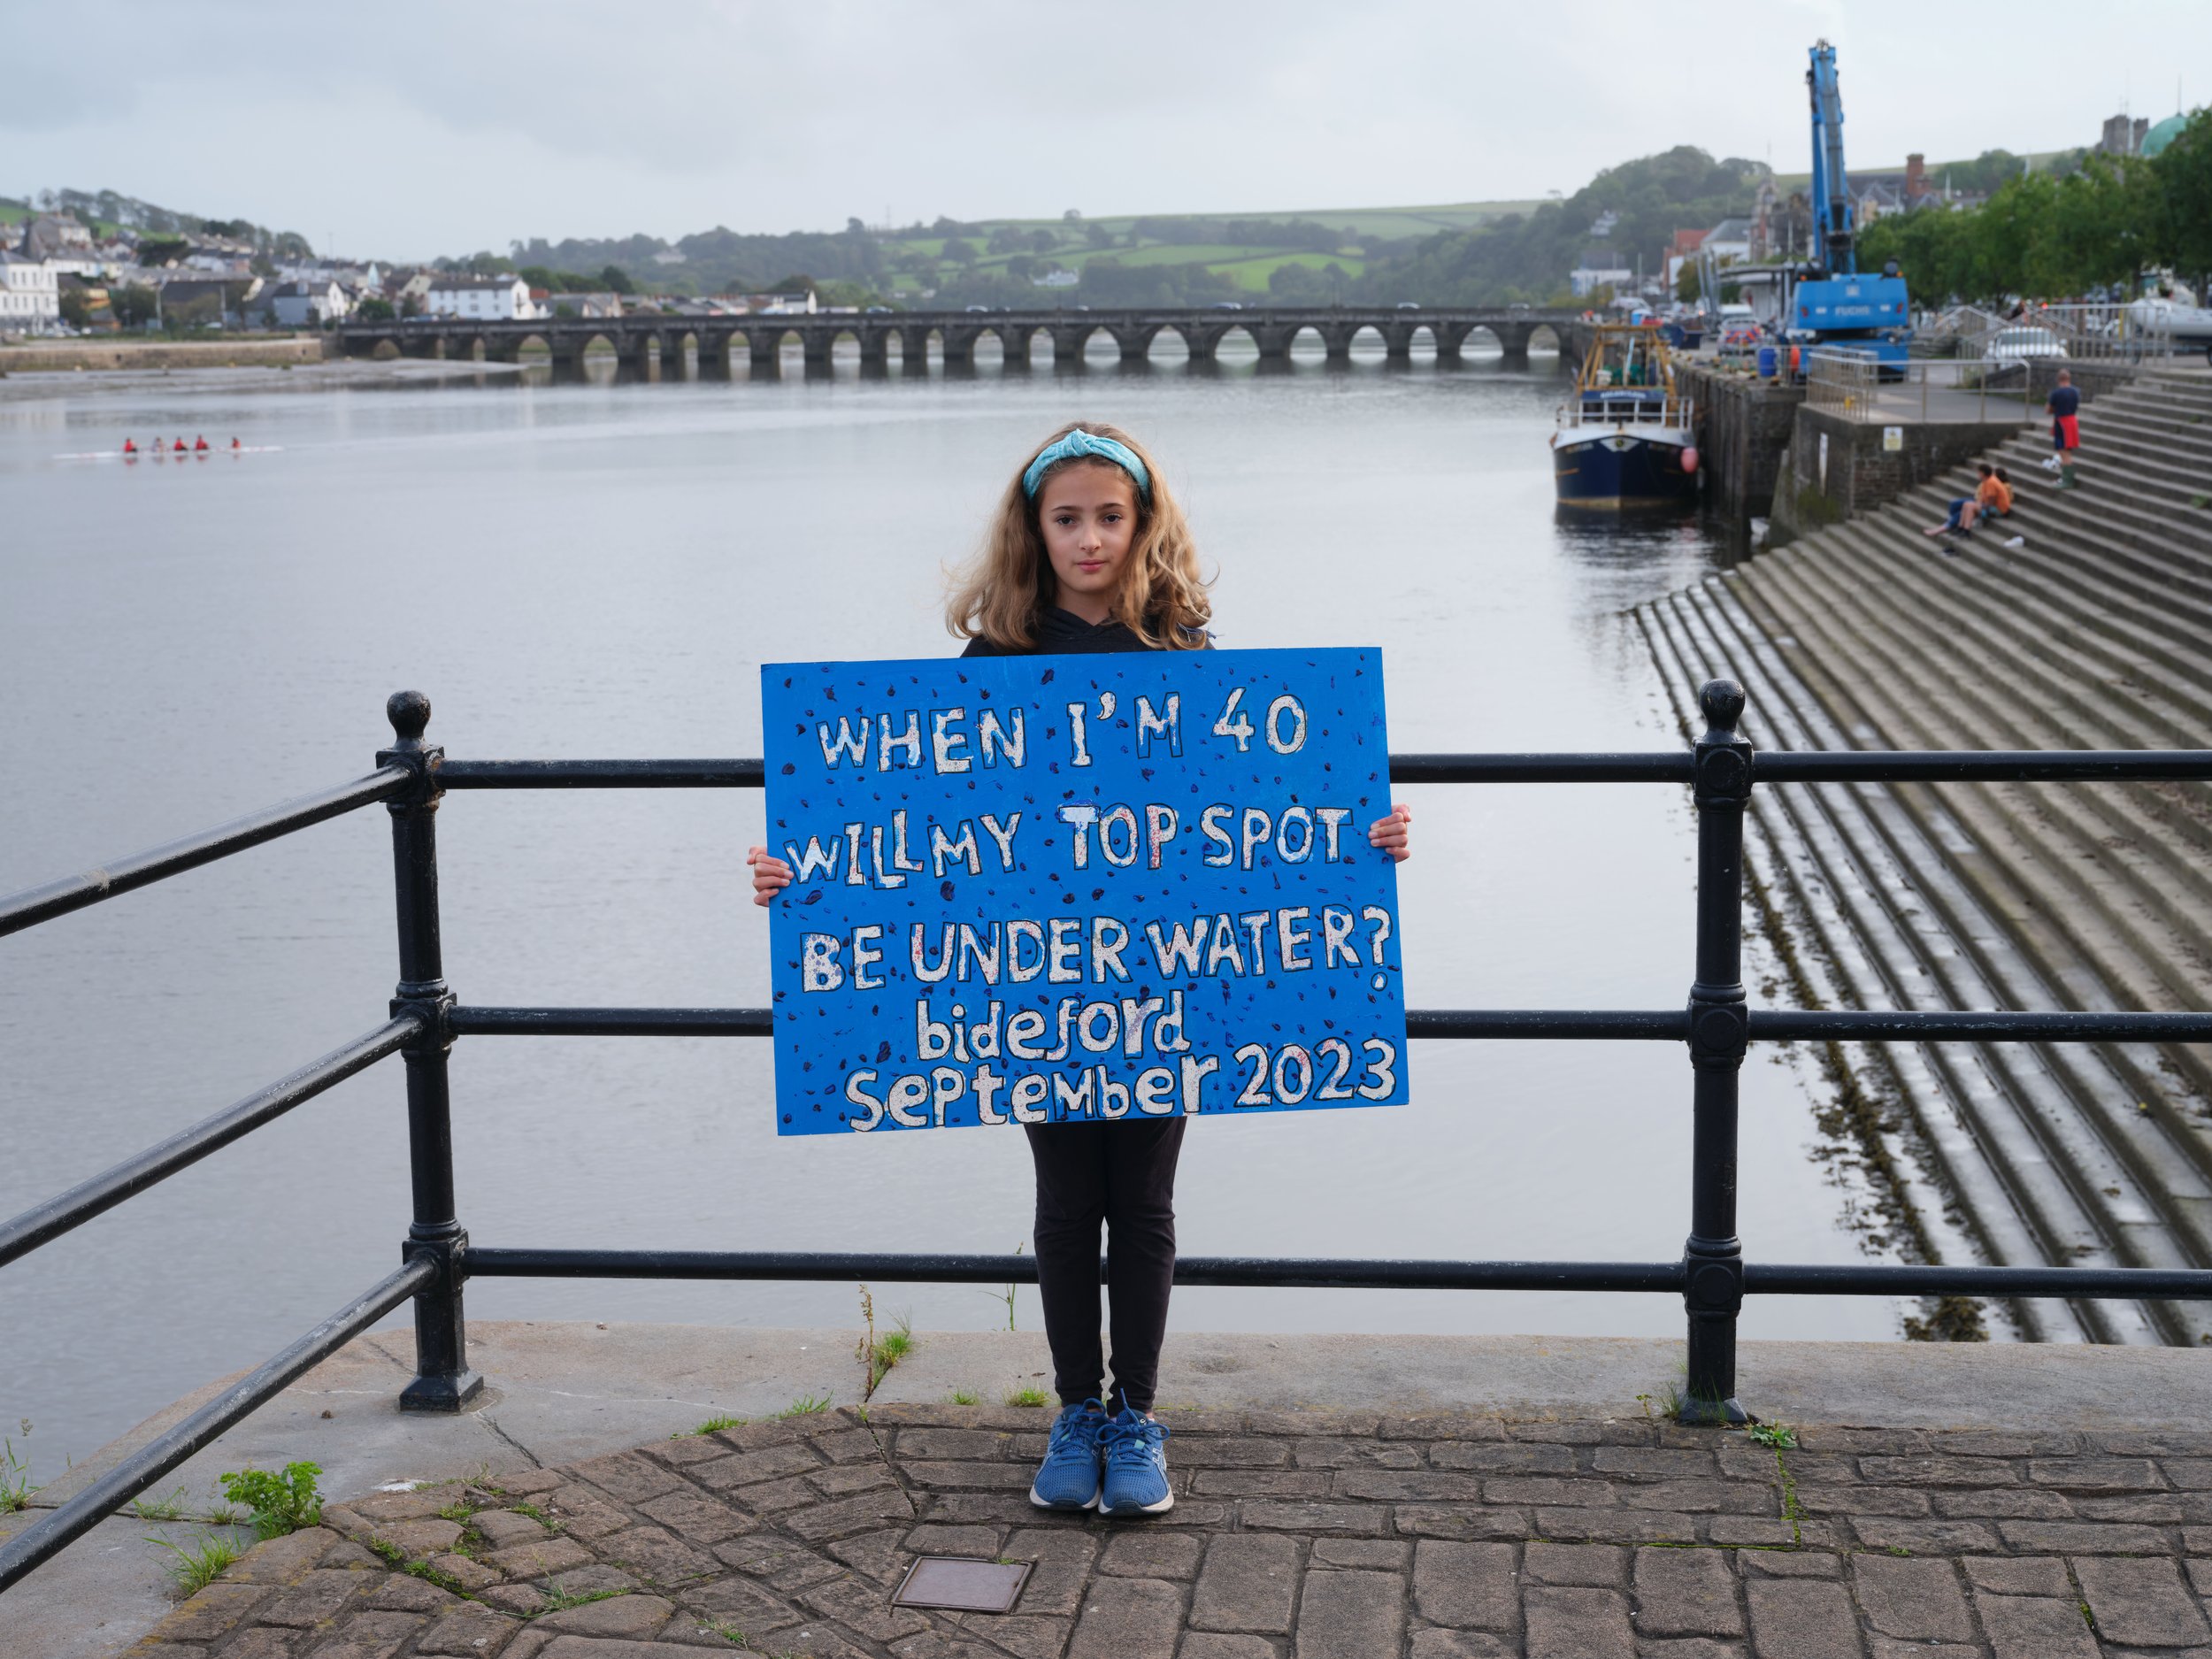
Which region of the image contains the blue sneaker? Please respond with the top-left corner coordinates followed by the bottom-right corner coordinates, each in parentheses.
top-left (1028, 1400), bottom-right (1107, 1509)
top-left (1097, 1409), bottom-right (1173, 1516)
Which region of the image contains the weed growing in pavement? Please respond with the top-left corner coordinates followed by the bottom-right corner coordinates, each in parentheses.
top-left (529, 1582), bottom-right (633, 1617)
top-left (219, 1462), bottom-right (323, 1539)
top-left (777, 1394), bottom-right (833, 1418)
top-left (151, 1532), bottom-right (242, 1596)
top-left (949, 1390), bottom-right (980, 1407)
top-left (365, 1537), bottom-right (469, 1595)
top-left (1, 1421), bottom-right (38, 1512)
top-left (711, 1625), bottom-right (809, 1657)
top-left (1747, 1421), bottom-right (1798, 1449)
top-left (510, 1501), bottom-right (562, 1530)
top-left (856, 1286), bottom-right (917, 1402)
top-left (1004, 1387), bottom-right (1050, 1408)
top-left (986, 1242), bottom-right (1024, 1331)
top-left (131, 1486), bottom-right (193, 1522)
top-left (686, 1415), bottom-right (746, 1437)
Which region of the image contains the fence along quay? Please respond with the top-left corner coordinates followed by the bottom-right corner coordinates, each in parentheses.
top-left (7, 685), bottom-right (2212, 1594)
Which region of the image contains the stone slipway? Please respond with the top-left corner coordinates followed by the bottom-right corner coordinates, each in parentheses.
top-left (11, 1321), bottom-right (2212, 1655)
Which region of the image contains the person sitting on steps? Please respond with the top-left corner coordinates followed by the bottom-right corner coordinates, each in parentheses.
top-left (1924, 463), bottom-right (2000, 539)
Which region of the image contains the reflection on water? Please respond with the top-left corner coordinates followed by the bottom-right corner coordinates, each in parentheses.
top-left (0, 347), bottom-right (1901, 1477)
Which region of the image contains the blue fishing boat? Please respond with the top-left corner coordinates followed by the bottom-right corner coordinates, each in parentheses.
top-left (1551, 325), bottom-right (1700, 510)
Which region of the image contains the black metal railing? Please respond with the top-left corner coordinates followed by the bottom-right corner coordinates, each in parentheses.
top-left (5, 680), bottom-right (2212, 1594)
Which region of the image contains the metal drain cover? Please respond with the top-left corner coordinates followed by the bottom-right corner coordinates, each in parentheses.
top-left (892, 1555), bottom-right (1033, 1613)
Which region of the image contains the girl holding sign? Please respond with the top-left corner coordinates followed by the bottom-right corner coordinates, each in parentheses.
top-left (749, 422), bottom-right (1411, 1517)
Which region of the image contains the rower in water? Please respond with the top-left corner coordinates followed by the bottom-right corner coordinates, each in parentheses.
top-left (193, 435), bottom-right (209, 452)
top-left (123, 438), bottom-right (137, 455)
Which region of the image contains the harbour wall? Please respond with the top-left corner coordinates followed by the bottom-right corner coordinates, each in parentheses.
top-left (0, 336), bottom-right (328, 373)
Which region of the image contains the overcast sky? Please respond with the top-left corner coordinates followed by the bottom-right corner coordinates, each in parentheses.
top-left (8, 0), bottom-right (2206, 260)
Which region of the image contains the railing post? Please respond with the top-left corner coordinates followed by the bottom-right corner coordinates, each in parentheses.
top-left (1681, 679), bottom-right (1753, 1425)
top-left (379, 691), bottom-right (482, 1412)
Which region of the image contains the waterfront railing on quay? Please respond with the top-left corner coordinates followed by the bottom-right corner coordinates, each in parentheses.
top-left (7, 681), bottom-right (2212, 1593)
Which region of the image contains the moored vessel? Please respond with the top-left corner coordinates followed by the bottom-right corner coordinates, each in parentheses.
top-left (1551, 325), bottom-right (1699, 510)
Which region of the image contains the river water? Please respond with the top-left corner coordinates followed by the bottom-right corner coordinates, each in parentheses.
top-left (0, 338), bottom-right (1908, 1480)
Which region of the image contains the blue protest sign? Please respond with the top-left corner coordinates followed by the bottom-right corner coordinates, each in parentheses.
top-left (761, 647), bottom-right (1405, 1134)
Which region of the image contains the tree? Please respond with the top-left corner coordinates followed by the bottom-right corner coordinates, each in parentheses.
top-left (1007, 254), bottom-right (1037, 280)
top-left (770, 273), bottom-right (816, 295)
top-left (58, 286), bottom-right (94, 328)
top-left (1085, 222), bottom-right (1113, 249)
top-left (2153, 108), bottom-right (2212, 296)
top-left (600, 265), bottom-right (634, 294)
top-left (354, 297), bottom-right (396, 321)
top-left (518, 265), bottom-right (560, 292)
top-left (110, 285), bottom-right (157, 327)
top-left (1675, 262), bottom-right (1701, 303)
top-left (941, 238), bottom-right (978, 265)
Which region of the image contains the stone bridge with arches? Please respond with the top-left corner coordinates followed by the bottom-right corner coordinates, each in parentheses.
top-left (334, 306), bottom-right (1589, 378)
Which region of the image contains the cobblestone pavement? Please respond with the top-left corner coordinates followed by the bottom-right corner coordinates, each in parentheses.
top-left (123, 1403), bottom-right (2212, 1658)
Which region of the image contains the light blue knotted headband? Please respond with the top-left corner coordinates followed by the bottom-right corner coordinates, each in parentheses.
top-left (1021, 428), bottom-right (1152, 502)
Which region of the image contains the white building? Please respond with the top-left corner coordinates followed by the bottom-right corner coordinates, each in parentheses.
top-left (1569, 245), bottom-right (1633, 299)
top-left (424, 274), bottom-right (541, 321)
top-left (1702, 218), bottom-right (1755, 267)
top-left (0, 243), bottom-right (60, 331)
top-left (743, 290), bottom-right (818, 315)
top-left (253, 279), bottom-right (351, 327)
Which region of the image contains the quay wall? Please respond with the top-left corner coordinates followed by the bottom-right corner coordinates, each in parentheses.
top-left (0, 336), bottom-right (328, 373)
top-left (1769, 406), bottom-right (2027, 542)
top-left (1681, 363), bottom-right (1800, 519)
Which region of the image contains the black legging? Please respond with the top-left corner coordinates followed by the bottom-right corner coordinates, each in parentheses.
top-left (1025, 1118), bottom-right (1186, 1414)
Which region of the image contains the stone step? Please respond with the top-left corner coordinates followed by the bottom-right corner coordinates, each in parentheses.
top-left (1637, 585), bottom-right (2109, 1342)
top-left (1818, 521), bottom-right (2212, 847)
top-left (1839, 506), bottom-right (2212, 741)
top-left (1804, 521), bottom-right (2212, 962)
top-left (1760, 538), bottom-right (2212, 1045)
top-left (1668, 572), bottom-right (2193, 1340)
top-left (1973, 426), bottom-right (2212, 506)
top-left (1672, 571), bottom-right (2204, 1334)
top-left (1901, 466), bottom-right (2212, 595)
top-left (1743, 553), bottom-right (2212, 1292)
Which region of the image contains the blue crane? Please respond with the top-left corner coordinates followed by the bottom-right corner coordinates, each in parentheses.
top-left (1791, 40), bottom-right (1912, 368)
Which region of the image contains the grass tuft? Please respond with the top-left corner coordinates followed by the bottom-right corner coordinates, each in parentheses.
top-left (949, 1390), bottom-right (980, 1407)
top-left (131, 1485), bottom-right (192, 1522)
top-left (856, 1286), bottom-right (917, 1402)
top-left (777, 1394), bottom-right (833, 1418)
top-left (1746, 1421), bottom-right (1797, 1449)
top-left (151, 1532), bottom-right (242, 1597)
top-left (530, 1581), bottom-right (633, 1617)
top-left (1, 1422), bottom-right (37, 1513)
top-left (1004, 1387), bottom-right (1050, 1409)
top-left (687, 1415), bottom-right (747, 1437)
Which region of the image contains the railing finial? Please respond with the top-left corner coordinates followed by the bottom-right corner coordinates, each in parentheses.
top-left (387, 690), bottom-right (432, 749)
top-left (1698, 678), bottom-right (1746, 738)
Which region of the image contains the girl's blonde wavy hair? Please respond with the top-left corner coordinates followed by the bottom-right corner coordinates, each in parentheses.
top-left (946, 421), bottom-right (1211, 651)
